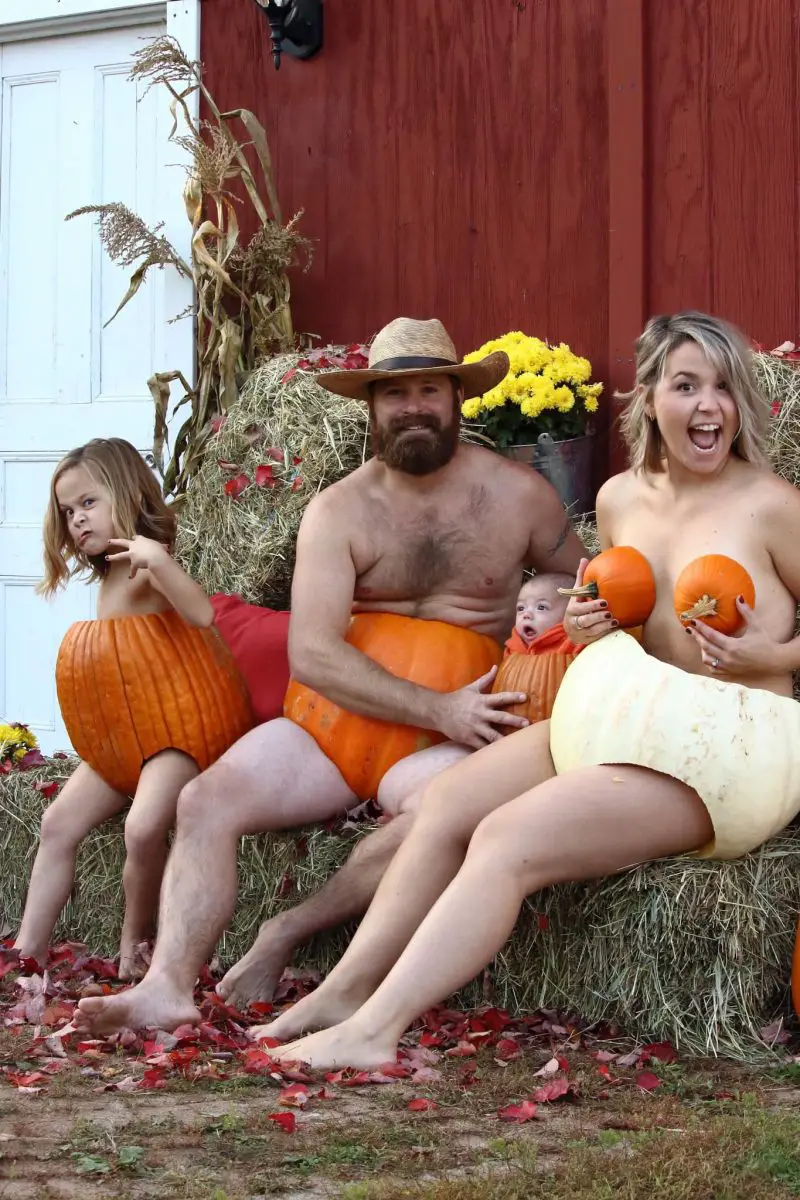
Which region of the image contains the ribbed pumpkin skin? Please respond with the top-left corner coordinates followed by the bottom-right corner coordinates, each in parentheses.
top-left (283, 613), bottom-right (502, 800)
top-left (673, 554), bottom-right (756, 635)
top-left (792, 919), bottom-right (800, 1019)
top-left (492, 650), bottom-right (576, 728)
top-left (56, 610), bottom-right (254, 796)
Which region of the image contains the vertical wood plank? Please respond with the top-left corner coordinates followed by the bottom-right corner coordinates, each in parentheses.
top-left (607, 0), bottom-right (645, 472)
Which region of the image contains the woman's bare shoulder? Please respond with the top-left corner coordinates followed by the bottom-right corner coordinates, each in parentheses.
top-left (596, 469), bottom-right (641, 512)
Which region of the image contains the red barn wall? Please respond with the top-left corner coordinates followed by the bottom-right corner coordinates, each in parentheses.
top-left (200, 0), bottom-right (800, 483)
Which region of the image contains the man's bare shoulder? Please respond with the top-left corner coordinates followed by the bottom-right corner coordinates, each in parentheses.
top-left (460, 441), bottom-right (558, 498)
top-left (299, 461), bottom-right (378, 526)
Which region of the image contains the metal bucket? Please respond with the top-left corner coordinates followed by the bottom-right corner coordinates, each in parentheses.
top-left (502, 433), bottom-right (595, 515)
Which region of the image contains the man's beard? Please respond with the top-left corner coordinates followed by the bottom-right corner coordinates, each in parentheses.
top-left (370, 404), bottom-right (461, 476)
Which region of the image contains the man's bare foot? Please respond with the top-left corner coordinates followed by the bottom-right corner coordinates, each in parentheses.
top-left (75, 976), bottom-right (199, 1036)
top-left (249, 980), bottom-right (364, 1043)
top-left (117, 937), bottom-right (150, 982)
top-left (215, 927), bottom-right (294, 1011)
top-left (271, 1020), bottom-right (398, 1071)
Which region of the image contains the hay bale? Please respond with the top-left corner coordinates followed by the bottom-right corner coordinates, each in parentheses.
top-left (1, 761), bottom-right (797, 1057)
top-left (175, 353), bottom-right (369, 610)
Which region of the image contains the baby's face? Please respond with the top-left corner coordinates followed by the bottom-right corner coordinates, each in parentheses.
top-left (514, 581), bottom-right (568, 645)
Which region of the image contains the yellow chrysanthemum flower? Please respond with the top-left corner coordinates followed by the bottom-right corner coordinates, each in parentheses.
top-left (583, 396), bottom-right (599, 413)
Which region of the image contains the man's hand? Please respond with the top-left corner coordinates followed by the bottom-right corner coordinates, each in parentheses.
top-left (431, 666), bottom-right (529, 749)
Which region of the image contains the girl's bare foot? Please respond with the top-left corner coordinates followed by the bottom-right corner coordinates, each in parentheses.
top-left (249, 980), bottom-right (366, 1043)
top-left (271, 1020), bottom-right (399, 1071)
top-left (76, 975), bottom-right (199, 1036)
top-left (10, 944), bottom-right (46, 971)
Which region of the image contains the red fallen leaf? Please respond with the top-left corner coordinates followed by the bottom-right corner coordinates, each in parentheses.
top-left (445, 1040), bottom-right (477, 1059)
top-left (474, 1007), bottom-right (510, 1033)
top-left (325, 1068), bottom-right (371, 1087)
top-left (495, 1038), bottom-right (521, 1061)
top-left (498, 1100), bottom-right (538, 1123)
top-left (292, 455), bottom-right (303, 466)
top-left (597, 1064), bottom-right (614, 1078)
top-left (533, 1056), bottom-right (560, 1077)
top-left (241, 1048), bottom-right (276, 1074)
top-left (248, 1002), bottom-right (274, 1018)
top-left (290, 475), bottom-right (303, 492)
top-left (279, 1084), bottom-right (309, 1108)
top-left (224, 473), bottom-right (250, 499)
top-left (210, 413), bottom-right (227, 433)
top-left (255, 464), bottom-right (278, 488)
top-left (771, 400), bottom-right (781, 416)
top-left (268, 1111), bottom-right (296, 1133)
top-left (714, 1090), bottom-right (737, 1101)
top-left (372, 1061), bottom-right (412, 1079)
top-left (636, 1070), bottom-right (661, 1092)
top-left (78, 955), bottom-right (118, 979)
top-left (267, 447), bottom-right (285, 462)
top-left (277, 870), bottom-right (294, 898)
top-left (40, 1002), bottom-right (74, 1026)
top-left (408, 1098), bottom-right (439, 1112)
top-left (281, 368), bottom-right (297, 385)
top-left (138, 1067), bottom-right (169, 1090)
top-left (531, 1077), bottom-right (573, 1103)
top-left (410, 1066), bottom-right (442, 1084)
top-left (641, 1041), bottom-right (677, 1065)
top-left (536, 913), bottom-right (550, 931)
top-left (457, 1067), bottom-right (479, 1087)
top-left (7, 1071), bottom-right (47, 1087)
top-left (594, 1050), bottom-right (618, 1063)
top-left (217, 459), bottom-right (239, 472)
top-left (19, 749), bottom-right (47, 769)
top-left (33, 780), bottom-right (59, 800)
top-left (419, 1032), bottom-right (445, 1048)
top-left (616, 1048), bottom-right (642, 1068)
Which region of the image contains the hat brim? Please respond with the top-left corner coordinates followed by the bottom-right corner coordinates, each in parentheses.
top-left (314, 350), bottom-right (510, 402)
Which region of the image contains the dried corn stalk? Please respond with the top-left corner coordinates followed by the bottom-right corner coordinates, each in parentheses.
top-left (67, 34), bottom-right (312, 502)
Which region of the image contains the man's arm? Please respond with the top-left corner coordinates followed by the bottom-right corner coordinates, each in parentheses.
top-left (288, 493), bottom-right (446, 728)
top-left (525, 475), bottom-right (587, 574)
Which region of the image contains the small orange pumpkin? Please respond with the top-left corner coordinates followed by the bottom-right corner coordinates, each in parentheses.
top-left (558, 546), bottom-right (656, 629)
top-left (793, 918), bottom-right (800, 1019)
top-left (283, 613), bottom-right (501, 800)
top-left (491, 623), bottom-right (579, 729)
top-left (673, 554), bottom-right (755, 635)
top-left (56, 610), bottom-right (254, 796)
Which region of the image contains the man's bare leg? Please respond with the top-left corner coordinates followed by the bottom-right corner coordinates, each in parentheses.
top-left (216, 743), bottom-right (470, 1010)
top-left (75, 719), bottom-right (355, 1035)
top-left (257, 721), bottom-right (555, 1042)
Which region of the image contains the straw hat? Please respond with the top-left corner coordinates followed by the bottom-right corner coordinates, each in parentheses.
top-left (315, 317), bottom-right (509, 401)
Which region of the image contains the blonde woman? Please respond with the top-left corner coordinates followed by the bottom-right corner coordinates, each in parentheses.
top-left (13, 439), bottom-right (251, 977)
top-left (264, 311), bottom-right (800, 1069)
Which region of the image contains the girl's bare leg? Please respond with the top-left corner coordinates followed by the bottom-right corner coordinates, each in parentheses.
top-left (260, 721), bottom-right (556, 1041)
top-left (118, 751), bottom-right (198, 980)
top-left (274, 764), bottom-right (713, 1068)
top-left (14, 763), bottom-right (128, 966)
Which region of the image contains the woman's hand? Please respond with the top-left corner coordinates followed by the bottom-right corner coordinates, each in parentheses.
top-left (563, 558), bottom-right (618, 646)
top-left (686, 597), bottom-right (784, 677)
top-left (106, 536), bottom-right (169, 579)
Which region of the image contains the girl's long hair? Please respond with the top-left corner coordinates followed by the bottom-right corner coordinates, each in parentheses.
top-left (39, 439), bottom-right (176, 596)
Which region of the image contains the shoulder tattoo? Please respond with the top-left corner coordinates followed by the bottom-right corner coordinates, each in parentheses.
top-left (547, 517), bottom-right (571, 558)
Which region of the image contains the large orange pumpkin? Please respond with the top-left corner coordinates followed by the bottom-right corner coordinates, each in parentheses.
top-left (492, 623), bottom-right (579, 728)
top-left (792, 918), bottom-right (800, 1019)
top-left (558, 546), bottom-right (656, 629)
top-left (56, 610), bottom-right (254, 796)
top-left (673, 554), bottom-right (755, 635)
top-left (283, 613), bottom-right (501, 800)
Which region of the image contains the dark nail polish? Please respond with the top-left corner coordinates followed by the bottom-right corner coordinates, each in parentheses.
top-left (685, 626), bottom-right (693, 634)
top-left (611, 620), bottom-right (620, 629)
top-left (599, 600), bottom-right (608, 609)
top-left (604, 612), bottom-right (612, 620)
top-left (738, 595), bottom-right (745, 604)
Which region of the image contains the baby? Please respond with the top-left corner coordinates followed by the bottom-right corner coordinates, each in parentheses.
top-left (510, 572), bottom-right (574, 650)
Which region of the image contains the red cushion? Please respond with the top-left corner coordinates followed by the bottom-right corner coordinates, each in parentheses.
top-left (211, 594), bottom-right (291, 725)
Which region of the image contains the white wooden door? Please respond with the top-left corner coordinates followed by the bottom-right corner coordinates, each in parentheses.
top-left (0, 22), bottom-right (192, 753)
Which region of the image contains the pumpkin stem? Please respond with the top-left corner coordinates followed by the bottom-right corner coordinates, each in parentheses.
top-left (557, 582), bottom-right (600, 600)
top-left (680, 594), bottom-right (719, 622)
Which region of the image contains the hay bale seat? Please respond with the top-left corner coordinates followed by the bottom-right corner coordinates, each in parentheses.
top-left (1, 759), bottom-right (798, 1059)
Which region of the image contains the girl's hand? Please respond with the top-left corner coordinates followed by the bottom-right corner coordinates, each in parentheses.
top-left (686, 597), bottom-right (783, 677)
top-left (106, 536), bottom-right (168, 579)
top-left (563, 558), bottom-right (618, 645)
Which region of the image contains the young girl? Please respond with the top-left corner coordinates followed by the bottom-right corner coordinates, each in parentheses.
top-left (14, 438), bottom-right (253, 978)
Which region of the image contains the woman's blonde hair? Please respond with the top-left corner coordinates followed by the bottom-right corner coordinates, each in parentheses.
top-left (40, 438), bottom-right (176, 596)
top-left (618, 311), bottom-right (770, 474)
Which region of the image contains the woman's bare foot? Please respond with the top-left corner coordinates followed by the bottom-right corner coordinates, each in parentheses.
top-left (216, 925), bottom-right (294, 1011)
top-left (249, 979), bottom-right (366, 1043)
top-left (271, 1020), bottom-right (399, 1071)
top-left (75, 975), bottom-right (199, 1036)
top-left (11, 943), bottom-right (46, 971)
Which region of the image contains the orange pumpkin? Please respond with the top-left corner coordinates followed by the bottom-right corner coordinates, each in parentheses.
top-left (491, 623), bottom-right (579, 729)
top-left (673, 554), bottom-right (755, 635)
top-left (283, 613), bottom-right (501, 800)
top-left (558, 546), bottom-right (656, 629)
top-left (56, 610), bottom-right (254, 796)
top-left (793, 918), bottom-right (800, 1019)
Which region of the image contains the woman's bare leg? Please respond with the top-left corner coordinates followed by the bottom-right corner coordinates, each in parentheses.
top-left (14, 763), bottom-right (128, 966)
top-left (118, 751), bottom-right (199, 980)
top-left (259, 721), bottom-right (556, 1041)
top-left (274, 765), bottom-right (713, 1068)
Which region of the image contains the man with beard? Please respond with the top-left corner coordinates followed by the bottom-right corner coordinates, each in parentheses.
top-left (76, 318), bottom-right (585, 1035)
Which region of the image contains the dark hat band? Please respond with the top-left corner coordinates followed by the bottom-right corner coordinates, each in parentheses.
top-left (368, 355), bottom-right (457, 372)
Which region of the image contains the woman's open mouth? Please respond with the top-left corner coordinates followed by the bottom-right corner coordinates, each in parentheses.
top-left (688, 423), bottom-right (721, 453)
